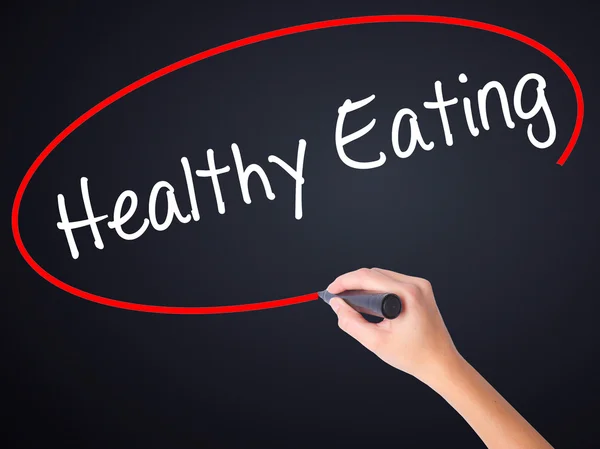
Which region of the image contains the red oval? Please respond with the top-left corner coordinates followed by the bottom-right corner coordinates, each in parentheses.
top-left (12, 15), bottom-right (585, 314)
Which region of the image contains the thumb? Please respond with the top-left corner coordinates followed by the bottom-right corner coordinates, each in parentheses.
top-left (330, 297), bottom-right (383, 352)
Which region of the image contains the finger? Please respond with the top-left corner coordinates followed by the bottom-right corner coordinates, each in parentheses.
top-left (330, 297), bottom-right (384, 352)
top-left (328, 268), bottom-right (398, 293)
top-left (371, 268), bottom-right (430, 289)
top-left (370, 268), bottom-right (422, 285)
top-left (327, 268), bottom-right (419, 306)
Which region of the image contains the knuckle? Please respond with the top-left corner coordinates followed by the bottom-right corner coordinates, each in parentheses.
top-left (416, 278), bottom-right (432, 292)
top-left (403, 283), bottom-right (420, 299)
top-left (337, 316), bottom-right (350, 332)
top-left (354, 267), bottom-right (371, 281)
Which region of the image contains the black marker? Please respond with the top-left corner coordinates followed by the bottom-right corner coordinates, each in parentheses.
top-left (318, 290), bottom-right (402, 319)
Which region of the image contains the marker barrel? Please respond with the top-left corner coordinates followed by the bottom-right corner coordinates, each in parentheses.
top-left (319, 290), bottom-right (402, 319)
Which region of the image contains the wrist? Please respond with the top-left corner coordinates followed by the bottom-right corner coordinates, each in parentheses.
top-left (417, 348), bottom-right (469, 390)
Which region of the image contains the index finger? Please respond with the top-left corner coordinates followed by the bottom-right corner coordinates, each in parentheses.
top-left (328, 268), bottom-right (402, 295)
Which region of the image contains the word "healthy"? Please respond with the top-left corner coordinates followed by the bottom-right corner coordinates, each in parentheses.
top-left (58, 72), bottom-right (555, 259)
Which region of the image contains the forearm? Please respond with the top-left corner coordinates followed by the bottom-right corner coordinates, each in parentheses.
top-left (424, 354), bottom-right (554, 449)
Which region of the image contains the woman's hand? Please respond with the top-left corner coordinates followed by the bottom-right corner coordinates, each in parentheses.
top-left (327, 267), bottom-right (459, 384)
top-left (327, 267), bottom-right (554, 449)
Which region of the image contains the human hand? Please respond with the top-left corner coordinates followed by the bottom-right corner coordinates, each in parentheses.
top-left (327, 267), bottom-right (460, 384)
top-left (328, 268), bottom-right (555, 449)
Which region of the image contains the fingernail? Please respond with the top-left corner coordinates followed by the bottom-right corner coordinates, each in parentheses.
top-left (330, 297), bottom-right (341, 313)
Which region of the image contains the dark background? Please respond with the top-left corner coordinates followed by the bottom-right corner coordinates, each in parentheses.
top-left (2, 1), bottom-right (598, 448)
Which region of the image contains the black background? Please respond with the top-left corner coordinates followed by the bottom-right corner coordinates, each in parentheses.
top-left (3, 1), bottom-right (599, 448)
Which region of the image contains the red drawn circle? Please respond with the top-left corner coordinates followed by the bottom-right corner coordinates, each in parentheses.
top-left (11, 15), bottom-right (584, 314)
